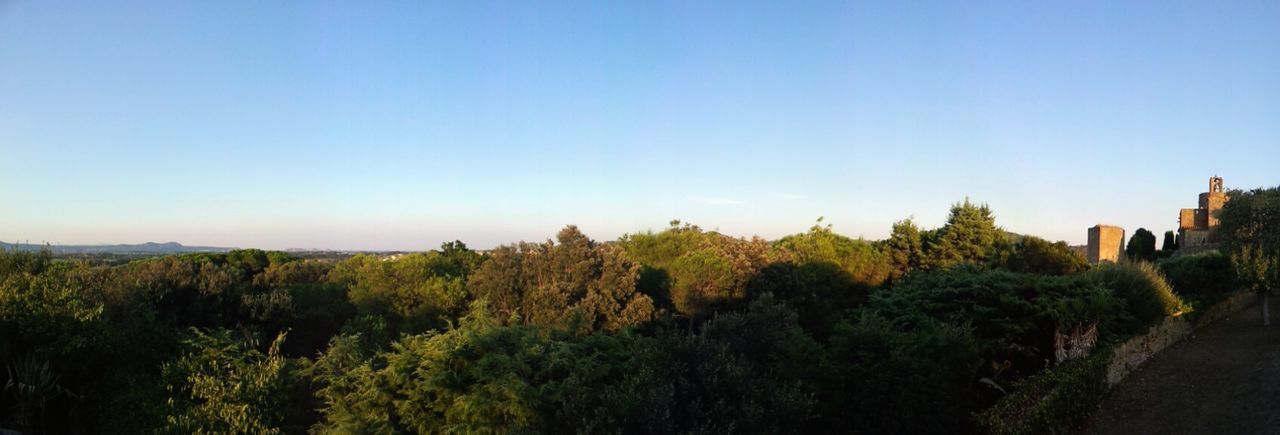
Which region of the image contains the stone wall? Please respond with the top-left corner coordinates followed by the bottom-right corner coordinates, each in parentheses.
top-left (1104, 289), bottom-right (1255, 386)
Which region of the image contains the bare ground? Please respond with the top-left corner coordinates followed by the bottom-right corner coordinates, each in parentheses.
top-left (1083, 301), bottom-right (1280, 435)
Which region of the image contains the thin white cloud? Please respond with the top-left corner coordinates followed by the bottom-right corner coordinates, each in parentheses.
top-left (776, 193), bottom-right (808, 200)
top-left (690, 196), bottom-right (742, 206)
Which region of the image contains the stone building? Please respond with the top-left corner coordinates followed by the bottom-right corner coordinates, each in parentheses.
top-left (1087, 224), bottom-right (1125, 264)
top-left (1178, 176), bottom-right (1228, 248)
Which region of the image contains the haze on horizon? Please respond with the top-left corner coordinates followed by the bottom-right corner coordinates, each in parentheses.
top-left (2, 1), bottom-right (1277, 251)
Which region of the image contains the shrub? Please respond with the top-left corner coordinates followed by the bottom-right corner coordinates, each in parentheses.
top-left (872, 268), bottom-right (1123, 380)
top-left (774, 220), bottom-right (895, 288)
top-left (975, 348), bottom-right (1112, 435)
top-left (1159, 251), bottom-right (1238, 306)
top-left (820, 311), bottom-right (982, 434)
top-left (993, 236), bottom-right (1090, 276)
top-left (1085, 262), bottom-right (1186, 328)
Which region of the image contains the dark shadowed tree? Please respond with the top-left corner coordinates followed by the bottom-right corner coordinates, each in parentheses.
top-left (994, 236), bottom-right (1090, 276)
top-left (1125, 228), bottom-right (1157, 262)
top-left (1161, 230), bottom-right (1178, 252)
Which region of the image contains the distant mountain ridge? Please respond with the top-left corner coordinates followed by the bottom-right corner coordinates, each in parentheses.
top-left (0, 241), bottom-right (233, 254)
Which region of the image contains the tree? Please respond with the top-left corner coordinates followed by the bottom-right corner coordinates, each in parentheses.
top-left (467, 226), bottom-right (655, 332)
top-left (994, 236), bottom-right (1090, 276)
top-left (883, 218), bottom-right (924, 279)
top-left (820, 311), bottom-right (981, 433)
top-left (329, 253), bottom-right (469, 337)
top-left (774, 218), bottom-right (894, 288)
top-left (1218, 187), bottom-right (1280, 326)
top-left (310, 303), bottom-right (676, 434)
top-left (618, 222), bottom-right (776, 320)
top-left (1161, 231), bottom-right (1178, 252)
top-left (922, 199), bottom-right (1005, 270)
top-left (160, 329), bottom-right (307, 434)
top-left (1232, 246), bottom-right (1277, 326)
top-left (1125, 228), bottom-right (1157, 262)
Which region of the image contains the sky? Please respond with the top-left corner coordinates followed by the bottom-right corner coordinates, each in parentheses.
top-left (1, 1), bottom-right (1278, 250)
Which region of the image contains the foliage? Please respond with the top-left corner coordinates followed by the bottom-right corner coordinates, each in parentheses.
top-left (1218, 187), bottom-right (1280, 295)
top-left (468, 226), bottom-right (655, 332)
top-left (0, 246), bottom-right (52, 278)
top-left (1125, 228), bottom-right (1157, 262)
top-left (107, 255), bottom-right (245, 328)
top-left (819, 311), bottom-right (982, 434)
top-left (993, 236), bottom-right (1090, 276)
top-left (774, 218), bottom-right (894, 288)
top-left (665, 296), bottom-right (821, 433)
top-left (975, 348), bottom-right (1112, 435)
top-left (332, 253), bottom-right (469, 336)
top-left (618, 222), bottom-right (773, 320)
top-left (872, 268), bottom-right (1124, 380)
top-left (1231, 245), bottom-right (1279, 296)
top-left (882, 218), bottom-right (924, 279)
top-left (1, 199), bottom-right (1234, 433)
top-left (1085, 262), bottom-right (1186, 328)
top-left (160, 329), bottom-right (306, 434)
top-left (311, 302), bottom-right (675, 434)
top-left (1159, 251), bottom-right (1238, 307)
top-left (1161, 230), bottom-right (1178, 252)
top-left (4, 357), bottom-right (67, 433)
top-left (923, 199), bottom-right (1006, 270)
top-left (746, 261), bottom-right (866, 339)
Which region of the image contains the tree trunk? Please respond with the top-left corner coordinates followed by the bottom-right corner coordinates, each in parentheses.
top-left (1263, 292), bottom-right (1271, 327)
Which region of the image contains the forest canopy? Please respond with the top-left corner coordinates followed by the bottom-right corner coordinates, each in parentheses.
top-left (0, 198), bottom-right (1255, 434)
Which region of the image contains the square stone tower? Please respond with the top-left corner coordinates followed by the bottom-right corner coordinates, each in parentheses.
top-left (1087, 225), bottom-right (1125, 264)
top-left (1178, 176), bottom-right (1228, 247)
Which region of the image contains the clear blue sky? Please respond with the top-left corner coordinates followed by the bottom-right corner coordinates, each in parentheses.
top-left (2, 1), bottom-right (1277, 250)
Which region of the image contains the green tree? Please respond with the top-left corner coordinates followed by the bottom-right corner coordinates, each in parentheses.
top-left (1125, 228), bottom-right (1157, 262)
top-left (160, 329), bottom-right (307, 434)
top-left (820, 311), bottom-right (981, 433)
top-left (467, 226), bottom-right (655, 332)
top-left (664, 295), bottom-right (821, 433)
top-left (618, 221), bottom-right (776, 319)
top-left (994, 236), bottom-right (1090, 276)
top-left (923, 199), bottom-right (1005, 270)
top-left (1161, 230), bottom-right (1178, 252)
top-left (1218, 187), bottom-right (1280, 325)
top-left (310, 302), bottom-right (675, 434)
top-left (883, 218), bottom-right (924, 279)
top-left (774, 218), bottom-right (894, 288)
top-left (746, 261), bottom-right (865, 339)
top-left (328, 244), bottom-right (482, 338)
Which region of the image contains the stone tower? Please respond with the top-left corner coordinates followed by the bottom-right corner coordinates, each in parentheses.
top-left (1087, 224), bottom-right (1125, 264)
top-left (1178, 176), bottom-right (1228, 248)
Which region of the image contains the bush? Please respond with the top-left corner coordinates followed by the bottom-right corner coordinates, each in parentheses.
top-left (1085, 262), bottom-right (1186, 328)
top-left (871, 268), bottom-right (1124, 380)
top-left (993, 236), bottom-right (1090, 276)
top-left (820, 311), bottom-right (982, 434)
top-left (975, 348), bottom-right (1112, 435)
top-left (1159, 251), bottom-right (1238, 306)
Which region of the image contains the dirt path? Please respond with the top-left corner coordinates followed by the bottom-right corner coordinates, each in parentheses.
top-left (1084, 302), bottom-right (1280, 435)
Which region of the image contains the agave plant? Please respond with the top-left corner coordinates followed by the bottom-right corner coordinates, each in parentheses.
top-left (5, 357), bottom-right (63, 430)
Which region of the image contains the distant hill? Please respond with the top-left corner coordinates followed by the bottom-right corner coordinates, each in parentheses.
top-left (0, 241), bottom-right (233, 254)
